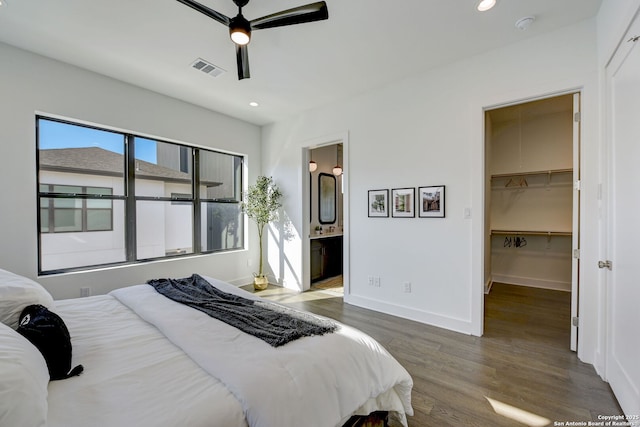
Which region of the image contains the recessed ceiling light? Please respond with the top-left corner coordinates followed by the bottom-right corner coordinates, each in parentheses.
top-left (0, 0), bottom-right (7, 7)
top-left (249, 101), bottom-right (259, 107)
top-left (477, 0), bottom-right (496, 12)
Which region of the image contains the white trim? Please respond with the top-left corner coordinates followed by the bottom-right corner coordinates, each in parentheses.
top-left (485, 278), bottom-right (493, 294)
top-left (491, 274), bottom-right (571, 292)
top-left (347, 295), bottom-right (473, 335)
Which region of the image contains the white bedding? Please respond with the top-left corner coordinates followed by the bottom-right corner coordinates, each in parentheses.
top-left (49, 294), bottom-right (247, 427)
top-left (48, 276), bottom-right (413, 427)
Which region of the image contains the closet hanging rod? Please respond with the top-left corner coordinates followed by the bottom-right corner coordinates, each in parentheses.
top-left (490, 168), bottom-right (573, 179)
top-left (490, 229), bottom-right (572, 237)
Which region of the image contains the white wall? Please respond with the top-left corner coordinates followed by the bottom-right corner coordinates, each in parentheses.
top-left (0, 42), bottom-right (261, 300)
top-left (262, 20), bottom-right (600, 363)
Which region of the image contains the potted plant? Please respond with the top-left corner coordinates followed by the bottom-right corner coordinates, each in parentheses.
top-left (241, 176), bottom-right (283, 290)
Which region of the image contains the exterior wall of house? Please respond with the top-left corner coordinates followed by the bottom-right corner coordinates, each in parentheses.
top-left (0, 41), bottom-right (261, 299)
top-left (39, 171), bottom-right (127, 271)
top-left (261, 19), bottom-right (600, 362)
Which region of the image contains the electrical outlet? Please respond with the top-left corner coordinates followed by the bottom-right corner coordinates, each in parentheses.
top-left (403, 282), bottom-right (412, 293)
top-left (80, 287), bottom-right (91, 297)
top-left (374, 277), bottom-right (381, 287)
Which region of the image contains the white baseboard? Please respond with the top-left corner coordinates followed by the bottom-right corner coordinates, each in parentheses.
top-left (485, 278), bottom-right (493, 294)
top-left (608, 357), bottom-right (640, 418)
top-left (345, 294), bottom-right (473, 335)
top-left (491, 274), bottom-right (571, 292)
top-left (227, 275), bottom-right (255, 287)
top-left (228, 274), bottom-right (283, 288)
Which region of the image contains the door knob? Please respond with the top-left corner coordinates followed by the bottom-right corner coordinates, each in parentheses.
top-left (598, 260), bottom-right (612, 270)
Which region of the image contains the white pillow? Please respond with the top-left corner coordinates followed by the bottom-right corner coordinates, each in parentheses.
top-left (0, 322), bottom-right (49, 427)
top-left (0, 268), bottom-right (55, 330)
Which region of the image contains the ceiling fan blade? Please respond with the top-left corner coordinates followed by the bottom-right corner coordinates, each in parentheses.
top-left (250, 1), bottom-right (328, 30)
top-left (236, 44), bottom-right (250, 80)
top-left (176, 0), bottom-right (231, 26)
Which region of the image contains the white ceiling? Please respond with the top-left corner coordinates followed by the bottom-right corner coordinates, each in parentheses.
top-left (0, 0), bottom-right (602, 126)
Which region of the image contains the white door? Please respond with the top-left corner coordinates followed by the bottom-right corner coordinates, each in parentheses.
top-left (605, 19), bottom-right (640, 416)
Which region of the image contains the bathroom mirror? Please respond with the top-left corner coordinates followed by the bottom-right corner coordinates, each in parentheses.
top-left (318, 173), bottom-right (336, 224)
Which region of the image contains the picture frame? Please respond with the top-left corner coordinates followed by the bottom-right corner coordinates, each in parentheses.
top-left (368, 189), bottom-right (389, 217)
top-left (391, 188), bottom-right (415, 218)
top-left (418, 185), bottom-right (445, 218)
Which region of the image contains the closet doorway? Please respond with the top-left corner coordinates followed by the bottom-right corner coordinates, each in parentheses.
top-left (484, 92), bottom-right (581, 351)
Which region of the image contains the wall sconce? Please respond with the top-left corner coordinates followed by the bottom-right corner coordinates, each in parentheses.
top-left (309, 149), bottom-right (317, 172)
top-left (332, 144), bottom-right (342, 176)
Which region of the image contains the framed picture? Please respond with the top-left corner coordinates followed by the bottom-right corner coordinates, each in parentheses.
top-left (391, 188), bottom-right (415, 218)
top-left (368, 189), bottom-right (389, 217)
top-left (418, 185), bottom-right (445, 218)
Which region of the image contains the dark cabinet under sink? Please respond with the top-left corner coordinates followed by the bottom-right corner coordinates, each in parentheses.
top-left (310, 236), bottom-right (343, 282)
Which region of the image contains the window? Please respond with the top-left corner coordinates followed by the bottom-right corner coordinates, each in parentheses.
top-left (37, 117), bottom-right (244, 274)
top-left (40, 184), bottom-right (113, 233)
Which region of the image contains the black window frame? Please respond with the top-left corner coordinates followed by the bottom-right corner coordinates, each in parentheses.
top-left (36, 116), bottom-right (244, 275)
top-left (39, 184), bottom-right (114, 233)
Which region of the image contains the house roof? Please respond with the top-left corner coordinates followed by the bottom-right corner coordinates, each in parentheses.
top-left (39, 147), bottom-right (221, 186)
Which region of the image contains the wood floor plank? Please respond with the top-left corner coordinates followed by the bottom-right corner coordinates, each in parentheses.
top-left (246, 282), bottom-right (622, 426)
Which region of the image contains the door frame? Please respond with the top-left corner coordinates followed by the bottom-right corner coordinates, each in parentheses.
top-left (480, 90), bottom-right (582, 352)
top-left (301, 131), bottom-right (350, 298)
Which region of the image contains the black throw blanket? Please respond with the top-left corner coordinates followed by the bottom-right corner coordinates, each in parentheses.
top-left (147, 274), bottom-right (338, 347)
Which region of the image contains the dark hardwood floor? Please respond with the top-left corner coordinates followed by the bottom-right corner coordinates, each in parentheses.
top-left (253, 282), bottom-right (622, 427)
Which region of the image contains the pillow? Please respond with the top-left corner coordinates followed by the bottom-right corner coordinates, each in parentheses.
top-left (0, 268), bottom-right (55, 330)
top-left (0, 322), bottom-right (49, 427)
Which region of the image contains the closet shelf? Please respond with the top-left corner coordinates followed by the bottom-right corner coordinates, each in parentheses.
top-left (490, 168), bottom-right (573, 179)
top-left (491, 229), bottom-right (572, 237)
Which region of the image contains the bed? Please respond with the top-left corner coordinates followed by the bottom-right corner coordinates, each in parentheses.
top-left (0, 268), bottom-right (413, 427)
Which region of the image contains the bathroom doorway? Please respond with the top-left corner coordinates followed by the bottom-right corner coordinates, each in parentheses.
top-left (308, 143), bottom-right (344, 297)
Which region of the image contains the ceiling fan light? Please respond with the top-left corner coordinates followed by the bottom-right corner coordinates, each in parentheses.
top-left (230, 29), bottom-right (250, 45)
top-left (229, 15), bottom-right (251, 45)
top-left (477, 0), bottom-right (496, 12)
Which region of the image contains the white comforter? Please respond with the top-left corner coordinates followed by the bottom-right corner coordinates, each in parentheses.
top-left (111, 277), bottom-right (413, 427)
top-left (50, 276), bottom-right (413, 427)
top-left (48, 294), bottom-right (247, 427)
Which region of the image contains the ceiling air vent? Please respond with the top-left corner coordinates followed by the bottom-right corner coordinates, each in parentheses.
top-left (191, 58), bottom-right (226, 78)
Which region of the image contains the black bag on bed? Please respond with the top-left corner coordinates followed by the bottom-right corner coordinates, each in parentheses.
top-left (16, 304), bottom-right (84, 380)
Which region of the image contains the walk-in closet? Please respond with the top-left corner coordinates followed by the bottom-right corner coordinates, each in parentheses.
top-left (484, 93), bottom-right (580, 349)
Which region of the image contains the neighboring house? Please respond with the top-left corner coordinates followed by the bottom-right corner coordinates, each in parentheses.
top-left (38, 147), bottom-right (238, 271)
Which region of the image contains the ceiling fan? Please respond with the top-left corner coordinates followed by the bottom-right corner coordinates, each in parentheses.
top-left (176, 0), bottom-right (329, 80)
